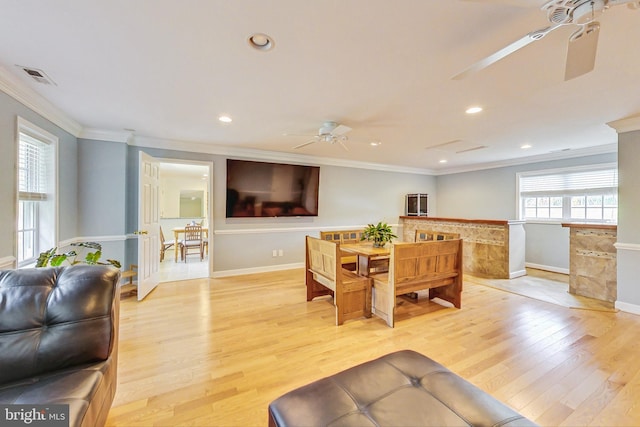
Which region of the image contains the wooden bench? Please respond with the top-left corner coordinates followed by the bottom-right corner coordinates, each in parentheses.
top-left (320, 230), bottom-right (363, 271)
top-left (373, 240), bottom-right (463, 327)
top-left (120, 264), bottom-right (138, 296)
top-left (415, 229), bottom-right (460, 242)
top-left (305, 236), bottom-right (372, 326)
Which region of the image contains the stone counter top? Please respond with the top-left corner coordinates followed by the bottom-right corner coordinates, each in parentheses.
top-left (399, 216), bottom-right (524, 226)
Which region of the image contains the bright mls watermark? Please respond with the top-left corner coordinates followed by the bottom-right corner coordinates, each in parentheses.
top-left (1, 405), bottom-right (69, 426)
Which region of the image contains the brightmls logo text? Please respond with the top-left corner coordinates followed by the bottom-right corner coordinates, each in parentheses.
top-left (1, 405), bottom-right (68, 426)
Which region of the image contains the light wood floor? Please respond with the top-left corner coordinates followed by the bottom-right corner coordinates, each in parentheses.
top-left (108, 269), bottom-right (640, 427)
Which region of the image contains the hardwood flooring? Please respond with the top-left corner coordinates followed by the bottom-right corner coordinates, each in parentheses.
top-left (108, 269), bottom-right (640, 427)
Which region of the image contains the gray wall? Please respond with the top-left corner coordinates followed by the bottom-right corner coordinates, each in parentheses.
top-left (435, 153), bottom-right (617, 272)
top-left (125, 145), bottom-right (436, 273)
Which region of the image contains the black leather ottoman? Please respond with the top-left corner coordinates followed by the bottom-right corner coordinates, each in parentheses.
top-left (268, 350), bottom-right (538, 427)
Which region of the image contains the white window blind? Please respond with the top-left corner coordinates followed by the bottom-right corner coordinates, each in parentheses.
top-left (520, 168), bottom-right (618, 194)
top-left (18, 132), bottom-right (49, 201)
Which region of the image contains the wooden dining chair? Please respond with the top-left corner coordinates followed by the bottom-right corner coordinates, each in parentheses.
top-left (180, 225), bottom-right (204, 262)
top-left (159, 226), bottom-right (176, 262)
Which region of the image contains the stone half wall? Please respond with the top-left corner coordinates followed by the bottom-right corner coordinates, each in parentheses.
top-left (399, 217), bottom-right (525, 279)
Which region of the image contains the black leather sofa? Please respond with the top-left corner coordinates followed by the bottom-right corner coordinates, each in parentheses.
top-left (269, 350), bottom-right (538, 427)
top-left (0, 265), bottom-right (120, 427)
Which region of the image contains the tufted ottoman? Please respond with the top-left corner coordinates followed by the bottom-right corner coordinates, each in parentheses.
top-left (268, 350), bottom-right (538, 427)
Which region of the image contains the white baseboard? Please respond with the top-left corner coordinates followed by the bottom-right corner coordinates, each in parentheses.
top-left (615, 301), bottom-right (640, 316)
top-left (211, 262), bottom-right (304, 278)
top-left (509, 269), bottom-right (527, 279)
top-left (525, 262), bottom-right (569, 275)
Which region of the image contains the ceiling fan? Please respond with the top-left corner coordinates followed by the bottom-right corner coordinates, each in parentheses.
top-left (290, 121), bottom-right (352, 151)
top-left (453, 0), bottom-right (640, 81)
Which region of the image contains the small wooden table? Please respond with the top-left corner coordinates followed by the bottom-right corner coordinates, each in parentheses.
top-left (172, 226), bottom-right (209, 262)
top-left (340, 243), bottom-right (390, 277)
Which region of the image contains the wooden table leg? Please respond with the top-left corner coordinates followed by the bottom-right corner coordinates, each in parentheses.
top-left (357, 255), bottom-right (370, 277)
top-left (174, 230), bottom-right (180, 262)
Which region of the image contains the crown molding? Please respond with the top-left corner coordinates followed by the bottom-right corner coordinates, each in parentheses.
top-left (79, 128), bottom-right (133, 143)
top-left (0, 66), bottom-right (83, 137)
top-left (131, 135), bottom-right (436, 175)
top-left (607, 113), bottom-right (640, 133)
top-left (433, 143), bottom-right (618, 176)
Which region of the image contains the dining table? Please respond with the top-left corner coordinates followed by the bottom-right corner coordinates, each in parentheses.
top-left (172, 226), bottom-right (209, 262)
top-left (340, 242), bottom-right (391, 277)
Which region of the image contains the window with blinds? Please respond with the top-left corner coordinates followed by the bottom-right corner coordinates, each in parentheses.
top-left (518, 164), bottom-right (618, 223)
top-left (16, 118), bottom-right (57, 267)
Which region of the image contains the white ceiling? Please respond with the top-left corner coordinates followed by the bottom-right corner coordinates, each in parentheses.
top-left (1, 0), bottom-right (636, 173)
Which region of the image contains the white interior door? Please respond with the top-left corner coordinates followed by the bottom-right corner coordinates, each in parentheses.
top-left (137, 151), bottom-right (160, 300)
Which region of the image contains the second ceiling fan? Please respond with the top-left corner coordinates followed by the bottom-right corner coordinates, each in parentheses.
top-left (453, 0), bottom-right (640, 81)
top-left (291, 121), bottom-right (352, 151)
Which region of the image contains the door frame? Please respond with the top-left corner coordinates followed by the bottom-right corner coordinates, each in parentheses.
top-left (156, 157), bottom-right (214, 279)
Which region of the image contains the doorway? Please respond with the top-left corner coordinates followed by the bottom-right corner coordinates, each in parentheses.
top-left (157, 159), bottom-right (213, 282)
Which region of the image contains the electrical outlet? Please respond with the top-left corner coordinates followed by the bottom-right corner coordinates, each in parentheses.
top-left (278, 249), bottom-right (284, 257)
top-left (272, 249), bottom-right (277, 257)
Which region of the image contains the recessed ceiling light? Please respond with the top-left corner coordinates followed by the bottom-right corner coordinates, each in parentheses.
top-left (465, 106), bottom-right (483, 114)
top-left (218, 115), bottom-right (232, 123)
top-left (521, 144), bottom-right (532, 149)
top-left (370, 141), bottom-right (382, 147)
top-left (439, 159), bottom-right (448, 164)
top-left (248, 33), bottom-right (274, 51)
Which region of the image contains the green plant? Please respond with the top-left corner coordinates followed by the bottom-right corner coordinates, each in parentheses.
top-left (36, 242), bottom-right (121, 268)
top-left (361, 222), bottom-right (397, 247)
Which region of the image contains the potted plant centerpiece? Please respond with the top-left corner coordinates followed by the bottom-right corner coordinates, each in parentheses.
top-left (361, 222), bottom-right (397, 248)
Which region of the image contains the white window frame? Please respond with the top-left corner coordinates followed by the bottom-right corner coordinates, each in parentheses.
top-left (516, 163), bottom-right (618, 224)
top-left (16, 117), bottom-right (58, 267)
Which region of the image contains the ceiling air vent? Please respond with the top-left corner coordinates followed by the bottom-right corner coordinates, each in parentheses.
top-left (426, 140), bottom-right (487, 154)
top-left (17, 66), bottom-right (57, 86)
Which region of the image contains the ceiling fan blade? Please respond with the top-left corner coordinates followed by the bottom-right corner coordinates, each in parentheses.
top-left (338, 139), bottom-right (349, 151)
top-left (451, 23), bottom-right (563, 80)
top-left (332, 124), bottom-right (352, 135)
top-left (608, 0), bottom-right (640, 7)
top-left (460, 0), bottom-right (545, 7)
top-left (564, 21), bottom-right (600, 81)
top-left (293, 139), bottom-right (317, 149)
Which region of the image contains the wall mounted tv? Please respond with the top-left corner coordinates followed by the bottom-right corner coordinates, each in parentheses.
top-left (226, 159), bottom-right (320, 218)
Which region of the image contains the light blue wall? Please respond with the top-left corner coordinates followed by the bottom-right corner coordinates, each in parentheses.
top-left (78, 139), bottom-right (127, 236)
top-left (435, 153), bottom-right (617, 271)
top-left (77, 138), bottom-right (128, 265)
top-left (0, 92), bottom-right (78, 263)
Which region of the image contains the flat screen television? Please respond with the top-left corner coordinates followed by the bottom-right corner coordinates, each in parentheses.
top-left (226, 159), bottom-right (320, 218)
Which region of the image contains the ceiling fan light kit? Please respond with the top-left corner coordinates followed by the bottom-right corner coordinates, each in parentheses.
top-left (452, 0), bottom-right (638, 81)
